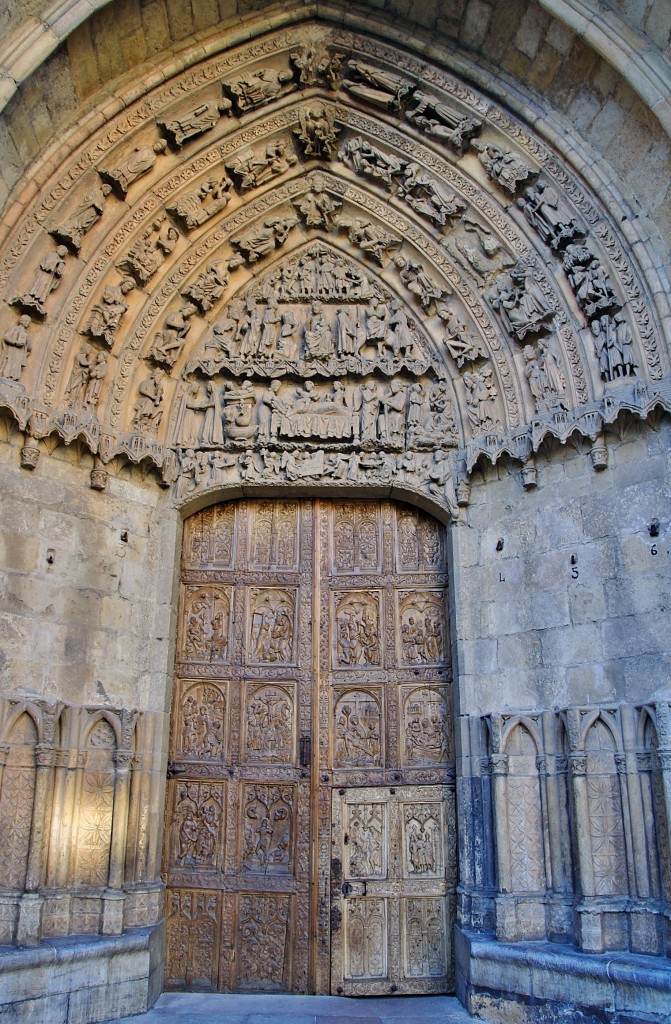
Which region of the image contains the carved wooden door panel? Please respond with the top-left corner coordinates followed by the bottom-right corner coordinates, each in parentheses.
top-left (163, 498), bottom-right (454, 995)
top-left (164, 500), bottom-right (313, 993)
top-left (331, 785), bottom-right (452, 995)
top-left (318, 501), bottom-right (455, 995)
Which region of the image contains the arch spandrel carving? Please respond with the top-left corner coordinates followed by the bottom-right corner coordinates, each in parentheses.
top-left (0, 24), bottom-right (668, 506)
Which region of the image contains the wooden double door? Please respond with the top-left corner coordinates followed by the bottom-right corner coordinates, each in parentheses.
top-left (163, 499), bottom-right (455, 995)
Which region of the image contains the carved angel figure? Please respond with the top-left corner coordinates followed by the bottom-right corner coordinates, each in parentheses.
top-left (293, 104), bottom-right (340, 160)
top-left (337, 216), bottom-right (400, 264)
top-left (50, 184), bottom-right (112, 252)
top-left (290, 46), bottom-right (344, 88)
top-left (0, 315), bottom-right (32, 381)
top-left (437, 303), bottom-right (486, 367)
top-left (12, 245), bottom-right (68, 318)
top-left (149, 303), bottom-right (196, 368)
top-left (523, 341), bottom-right (566, 412)
top-left (182, 258), bottom-right (240, 313)
top-left (83, 279), bottom-right (134, 347)
top-left (99, 139), bottom-right (168, 196)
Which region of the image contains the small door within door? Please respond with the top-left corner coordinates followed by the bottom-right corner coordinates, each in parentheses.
top-left (331, 785), bottom-right (452, 996)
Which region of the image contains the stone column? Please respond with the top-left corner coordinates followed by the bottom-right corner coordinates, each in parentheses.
top-left (17, 744), bottom-right (54, 945)
top-left (103, 748), bottom-right (133, 935)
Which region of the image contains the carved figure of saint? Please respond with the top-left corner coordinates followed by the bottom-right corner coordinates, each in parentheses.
top-left (590, 313), bottom-right (637, 381)
top-left (393, 254), bottom-right (443, 310)
top-left (304, 300), bottom-right (333, 360)
top-left (227, 68), bottom-right (294, 111)
top-left (338, 137), bottom-right (405, 187)
top-left (406, 91), bottom-right (481, 150)
top-left (51, 183), bottom-right (112, 252)
top-left (473, 142), bottom-right (534, 195)
top-left (132, 368), bottom-right (165, 432)
top-left (83, 279), bottom-right (134, 347)
top-left (378, 380), bottom-right (407, 443)
top-left (343, 60), bottom-right (413, 111)
top-left (149, 303), bottom-right (195, 367)
top-left (517, 181), bottom-right (585, 252)
top-left (160, 101), bottom-right (229, 146)
top-left (100, 138), bottom-right (168, 196)
top-left (13, 245), bottom-right (68, 318)
top-left (0, 315), bottom-right (32, 381)
top-left (257, 298), bottom-right (282, 359)
top-left (201, 382), bottom-right (225, 446)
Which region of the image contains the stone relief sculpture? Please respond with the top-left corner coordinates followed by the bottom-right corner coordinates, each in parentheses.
top-left (393, 253), bottom-right (445, 311)
top-left (182, 257), bottom-right (243, 313)
top-left (562, 244), bottom-right (619, 317)
top-left (131, 367), bottom-right (166, 432)
top-left (463, 366), bottom-right (500, 433)
top-left (489, 262), bottom-right (555, 340)
top-left (342, 60), bottom-right (415, 112)
top-left (223, 67), bottom-right (295, 114)
top-left (226, 140), bottom-right (297, 191)
top-left (290, 45), bottom-right (344, 88)
top-left (437, 303), bottom-right (487, 367)
top-left (339, 137), bottom-right (405, 187)
top-left (406, 91), bottom-right (481, 151)
top-left (397, 162), bottom-right (466, 227)
top-left (517, 180), bottom-right (586, 252)
top-left (167, 175), bottom-right (233, 230)
top-left (117, 217), bottom-right (179, 285)
top-left (159, 100), bottom-right (231, 147)
top-left (472, 141), bottom-right (535, 195)
top-left (148, 303), bottom-right (197, 368)
top-left (11, 245), bottom-right (68, 319)
top-left (336, 216), bottom-right (400, 263)
top-left (231, 214), bottom-right (298, 263)
top-left (50, 183), bottom-right (113, 253)
top-left (99, 138), bottom-right (168, 196)
top-left (523, 339), bottom-right (567, 412)
top-left (82, 279), bottom-right (135, 347)
top-left (590, 313), bottom-right (638, 381)
top-left (293, 103), bottom-right (340, 160)
top-left (293, 189), bottom-right (342, 229)
top-left (0, 316), bottom-right (32, 381)
top-left (65, 344), bottom-right (108, 409)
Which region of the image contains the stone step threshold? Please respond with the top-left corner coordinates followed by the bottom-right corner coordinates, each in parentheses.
top-left (460, 930), bottom-right (671, 1023)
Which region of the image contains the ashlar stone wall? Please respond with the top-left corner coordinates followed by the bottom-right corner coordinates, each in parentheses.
top-left (455, 415), bottom-right (671, 959)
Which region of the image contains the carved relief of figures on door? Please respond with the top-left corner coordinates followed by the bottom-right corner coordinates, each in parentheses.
top-left (164, 499), bottom-right (455, 995)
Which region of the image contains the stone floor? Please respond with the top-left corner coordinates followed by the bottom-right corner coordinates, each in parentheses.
top-left (110, 993), bottom-right (475, 1024)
